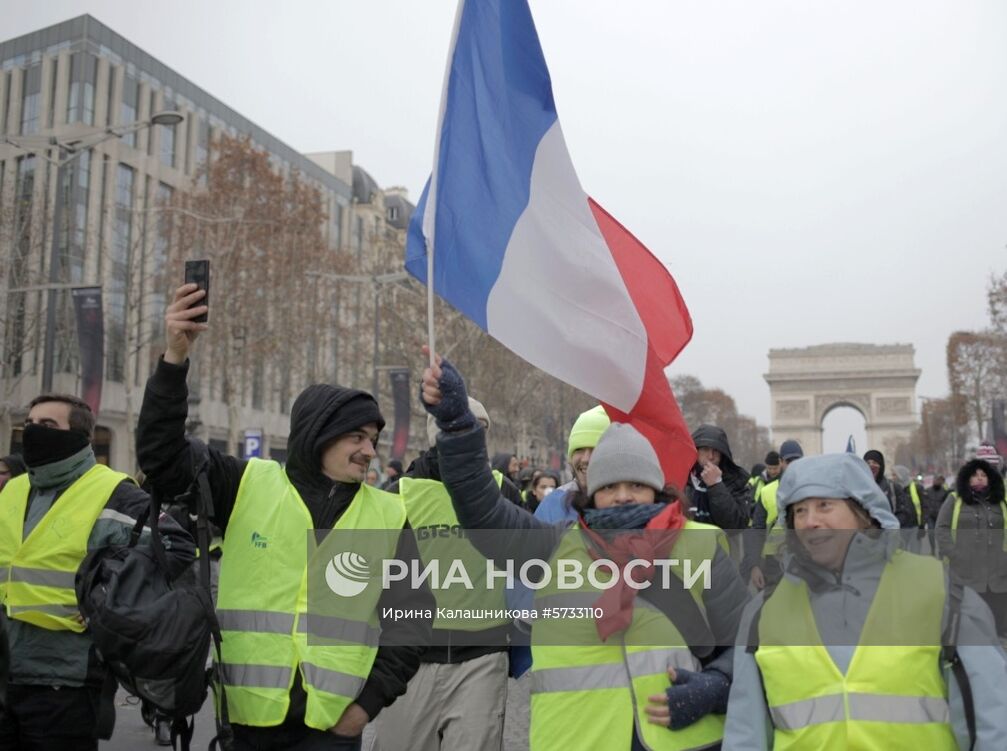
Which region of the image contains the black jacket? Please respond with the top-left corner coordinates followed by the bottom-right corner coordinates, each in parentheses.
top-left (936, 459), bottom-right (1007, 593)
top-left (385, 446), bottom-right (511, 664)
top-left (686, 425), bottom-right (751, 531)
top-left (136, 357), bottom-right (434, 723)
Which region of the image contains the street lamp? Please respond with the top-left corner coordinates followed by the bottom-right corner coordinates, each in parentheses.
top-left (3, 111), bottom-right (185, 393)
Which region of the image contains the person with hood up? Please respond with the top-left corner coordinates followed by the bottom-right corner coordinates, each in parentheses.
top-left (937, 452), bottom-right (1007, 638)
top-left (372, 399), bottom-right (513, 751)
top-left (137, 284), bottom-right (434, 751)
top-left (0, 455), bottom-right (26, 492)
top-left (723, 453), bottom-right (1007, 750)
top-left (687, 425), bottom-right (751, 559)
top-left (862, 449), bottom-right (917, 530)
top-left (534, 404), bottom-right (610, 524)
top-left (0, 394), bottom-right (194, 749)
top-left (419, 351), bottom-right (750, 751)
top-left (491, 452), bottom-right (519, 484)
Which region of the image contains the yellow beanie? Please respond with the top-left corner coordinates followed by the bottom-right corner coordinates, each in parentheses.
top-left (567, 405), bottom-right (610, 458)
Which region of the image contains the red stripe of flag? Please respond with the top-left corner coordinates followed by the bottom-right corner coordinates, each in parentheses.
top-left (587, 197), bottom-right (697, 490)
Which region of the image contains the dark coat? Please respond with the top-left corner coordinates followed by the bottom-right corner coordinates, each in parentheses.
top-left (686, 425), bottom-right (751, 531)
top-left (936, 459), bottom-right (1007, 593)
top-left (136, 357), bottom-right (435, 723)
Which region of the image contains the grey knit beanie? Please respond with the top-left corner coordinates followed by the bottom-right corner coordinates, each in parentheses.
top-left (586, 423), bottom-right (664, 497)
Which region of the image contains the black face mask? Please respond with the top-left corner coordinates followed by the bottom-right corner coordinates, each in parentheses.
top-left (21, 423), bottom-right (91, 468)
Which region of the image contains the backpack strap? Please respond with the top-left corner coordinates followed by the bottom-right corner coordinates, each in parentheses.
top-left (942, 577), bottom-right (976, 750)
top-left (192, 461), bottom-right (233, 751)
top-left (94, 669), bottom-right (119, 739)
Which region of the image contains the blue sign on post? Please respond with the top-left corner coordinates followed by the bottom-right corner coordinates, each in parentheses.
top-left (243, 429), bottom-right (263, 458)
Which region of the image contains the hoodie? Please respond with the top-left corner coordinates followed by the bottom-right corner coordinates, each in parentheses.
top-left (136, 357), bottom-right (434, 725)
top-left (724, 453), bottom-right (1007, 750)
top-left (864, 449), bottom-right (918, 529)
top-left (686, 425), bottom-right (751, 531)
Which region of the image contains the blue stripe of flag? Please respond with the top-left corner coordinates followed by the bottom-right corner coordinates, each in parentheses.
top-left (405, 0), bottom-right (558, 329)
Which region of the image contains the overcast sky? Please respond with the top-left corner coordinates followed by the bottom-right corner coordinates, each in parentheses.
top-left (5, 0), bottom-right (1006, 444)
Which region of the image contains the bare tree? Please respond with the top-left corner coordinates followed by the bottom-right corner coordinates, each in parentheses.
top-left (166, 135), bottom-right (332, 449)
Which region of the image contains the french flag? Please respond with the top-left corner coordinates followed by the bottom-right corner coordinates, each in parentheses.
top-left (406, 0), bottom-right (697, 488)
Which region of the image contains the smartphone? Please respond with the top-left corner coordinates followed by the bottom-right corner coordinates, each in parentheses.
top-left (184, 259), bottom-right (210, 323)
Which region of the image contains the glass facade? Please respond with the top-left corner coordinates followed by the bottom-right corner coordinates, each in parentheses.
top-left (159, 97), bottom-right (175, 168)
top-left (19, 63), bottom-right (40, 134)
top-left (67, 52), bottom-right (98, 125)
top-left (120, 74), bottom-right (138, 146)
top-left (6, 156), bottom-right (36, 375)
top-left (107, 163), bottom-right (133, 382)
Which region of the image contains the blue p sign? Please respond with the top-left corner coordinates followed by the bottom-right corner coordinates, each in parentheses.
top-left (244, 429), bottom-right (263, 458)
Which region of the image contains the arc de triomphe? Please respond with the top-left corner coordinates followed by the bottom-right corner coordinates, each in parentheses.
top-left (764, 343), bottom-right (920, 457)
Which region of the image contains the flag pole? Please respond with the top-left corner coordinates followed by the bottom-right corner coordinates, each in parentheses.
top-left (426, 243), bottom-right (436, 367)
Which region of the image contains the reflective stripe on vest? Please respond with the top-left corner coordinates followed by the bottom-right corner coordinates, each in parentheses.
top-left (909, 483), bottom-right (923, 525)
top-left (530, 520), bottom-right (725, 751)
top-left (758, 481), bottom-right (786, 555)
top-left (400, 471), bottom-right (508, 631)
top-left (217, 458), bottom-right (406, 730)
top-left (754, 551), bottom-right (957, 750)
top-left (950, 493), bottom-right (1007, 551)
top-left (0, 465), bottom-right (129, 632)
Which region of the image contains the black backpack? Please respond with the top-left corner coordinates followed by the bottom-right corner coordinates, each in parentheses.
top-left (75, 468), bottom-right (232, 750)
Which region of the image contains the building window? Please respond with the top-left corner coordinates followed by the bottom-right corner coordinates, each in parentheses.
top-left (147, 90), bottom-right (157, 156)
top-left (330, 203), bottom-right (342, 249)
top-left (46, 60), bottom-right (58, 127)
top-left (67, 53), bottom-right (98, 125)
top-left (20, 64), bottom-right (41, 134)
top-left (107, 163), bottom-right (134, 383)
top-left (195, 117), bottom-right (209, 170)
top-left (105, 66), bottom-right (116, 127)
top-left (6, 156), bottom-right (36, 376)
top-left (120, 75), bottom-right (139, 146)
top-left (148, 182), bottom-right (173, 374)
top-left (159, 98), bottom-right (176, 168)
top-left (354, 215), bottom-right (363, 254)
top-left (387, 205), bottom-right (398, 222)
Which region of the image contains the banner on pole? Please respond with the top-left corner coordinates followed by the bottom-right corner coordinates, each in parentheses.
top-left (388, 368), bottom-right (411, 461)
top-left (72, 287), bottom-right (103, 416)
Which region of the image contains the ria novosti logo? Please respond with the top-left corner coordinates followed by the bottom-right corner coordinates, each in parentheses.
top-left (325, 552), bottom-right (371, 597)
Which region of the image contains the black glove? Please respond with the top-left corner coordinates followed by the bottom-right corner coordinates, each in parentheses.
top-left (664, 668), bottom-right (730, 731)
top-left (421, 358), bottom-right (476, 433)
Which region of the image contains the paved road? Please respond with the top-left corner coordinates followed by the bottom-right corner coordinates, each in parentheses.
top-left (104, 675), bottom-right (532, 750)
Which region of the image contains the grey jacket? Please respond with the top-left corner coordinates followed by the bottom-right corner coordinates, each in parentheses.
top-left (5, 447), bottom-right (194, 687)
top-left (723, 535), bottom-right (1007, 750)
top-left (723, 453), bottom-right (1007, 750)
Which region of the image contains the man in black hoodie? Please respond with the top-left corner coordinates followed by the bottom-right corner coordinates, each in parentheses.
top-left (686, 425), bottom-right (751, 560)
top-left (136, 284), bottom-right (434, 750)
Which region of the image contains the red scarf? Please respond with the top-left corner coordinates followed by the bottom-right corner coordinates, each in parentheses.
top-left (580, 501), bottom-right (687, 641)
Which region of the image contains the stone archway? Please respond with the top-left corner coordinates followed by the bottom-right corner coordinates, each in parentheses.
top-left (764, 343), bottom-right (920, 457)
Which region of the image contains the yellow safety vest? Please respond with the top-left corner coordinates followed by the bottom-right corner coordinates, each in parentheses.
top-left (0, 465), bottom-right (128, 632)
top-left (400, 470), bottom-right (509, 631)
top-left (216, 458), bottom-right (406, 730)
top-left (909, 483), bottom-right (923, 525)
top-left (758, 480), bottom-right (787, 556)
top-left (949, 492), bottom-right (1007, 552)
top-left (754, 551), bottom-right (957, 750)
top-left (530, 520), bottom-right (725, 751)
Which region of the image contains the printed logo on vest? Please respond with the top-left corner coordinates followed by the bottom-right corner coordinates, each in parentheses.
top-left (251, 531), bottom-right (269, 549)
top-left (325, 551), bottom-right (370, 597)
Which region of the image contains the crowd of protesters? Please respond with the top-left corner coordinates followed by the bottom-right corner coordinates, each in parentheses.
top-left (1, 282), bottom-right (1007, 750)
